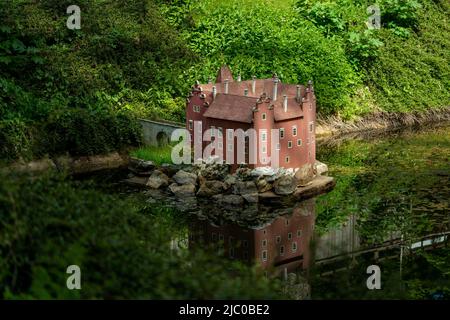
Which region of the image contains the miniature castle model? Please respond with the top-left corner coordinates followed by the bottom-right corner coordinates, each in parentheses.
top-left (185, 65), bottom-right (316, 170)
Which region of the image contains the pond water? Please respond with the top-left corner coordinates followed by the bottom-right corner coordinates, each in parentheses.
top-left (90, 124), bottom-right (450, 299)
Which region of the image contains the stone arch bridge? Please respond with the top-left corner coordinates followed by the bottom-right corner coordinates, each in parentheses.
top-left (139, 119), bottom-right (185, 147)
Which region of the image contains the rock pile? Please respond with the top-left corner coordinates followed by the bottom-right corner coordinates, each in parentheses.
top-left (126, 158), bottom-right (332, 206)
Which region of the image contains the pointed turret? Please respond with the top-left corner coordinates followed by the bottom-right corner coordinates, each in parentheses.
top-left (215, 65), bottom-right (234, 83)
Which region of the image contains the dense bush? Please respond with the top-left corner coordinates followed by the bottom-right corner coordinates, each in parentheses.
top-left (0, 108), bottom-right (141, 161)
top-left (0, 172), bottom-right (282, 299)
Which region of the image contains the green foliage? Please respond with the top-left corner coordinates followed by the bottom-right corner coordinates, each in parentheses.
top-left (130, 145), bottom-right (174, 165)
top-left (0, 172), bottom-right (282, 299)
top-left (177, 0), bottom-right (360, 114)
top-left (0, 0), bottom-right (448, 161)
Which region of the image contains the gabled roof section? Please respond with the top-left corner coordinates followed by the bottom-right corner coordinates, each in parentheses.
top-left (273, 98), bottom-right (303, 121)
top-left (203, 93), bottom-right (256, 123)
top-left (215, 65), bottom-right (234, 83)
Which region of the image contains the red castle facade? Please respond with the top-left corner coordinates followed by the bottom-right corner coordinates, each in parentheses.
top-left (185, 66), bottom-right (317, 169)
top-left (189, 199), bottom-right (316, 275)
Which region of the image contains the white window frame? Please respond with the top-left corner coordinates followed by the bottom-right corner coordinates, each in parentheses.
top-left (288, 141), bottom-right (293, 149)
top-left (262, 250), bottom-right (268, 262)
top-left (292, 242), bottom-right (298, 252)
top-left (262, 239), bottom-right (267, 248)
top-left (188, 120), bottom-right (193, 130)
top-left (261, 130), bottom-right (267, 142)
top-left (297, 139), bottom-right (302, 146)
top-left (292, 125), bottom-right (297, 136)
top-left (280, 128), bottom-right (285, 139)
top-left (288, 232), bottom-right (292, 240)
top-left (262, 113), bottom-right (267, 120)
top-left (227, 129), bottom-right (233, 140)
top-left (309, 121), bottom-right (314, 133)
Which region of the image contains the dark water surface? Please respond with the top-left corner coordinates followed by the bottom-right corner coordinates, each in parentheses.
top-left (88, 124), bottom-right (450, 299)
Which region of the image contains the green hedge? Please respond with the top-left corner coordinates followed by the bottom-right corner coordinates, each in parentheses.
top-left (0, 108), bottom-right (142, 161)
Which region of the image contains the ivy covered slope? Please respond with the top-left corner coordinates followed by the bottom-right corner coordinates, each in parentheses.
top-left (0, 0), bottom-right (194, 162)
top-left (1, 0), bottom-right (449, 162)
top-left (164, 0), bottom-right (449, 116)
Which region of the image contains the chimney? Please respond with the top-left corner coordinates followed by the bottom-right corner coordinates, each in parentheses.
top-left (244, 88), bottom-right (249, 96)
top-left (252, 76), bottom-right (256, 94)
top-left (296, 85), bottom-right (301, 102)
top-left (212, 86), bottom-right (217, 99)
top-left (273, 78), bottom-right (279, 101)
top-left (237, 74), bottom-right (242, 82)
top-left (283, 95), bottom-right (288, 112)
top-left (224, 79), bottom-right (229, 94)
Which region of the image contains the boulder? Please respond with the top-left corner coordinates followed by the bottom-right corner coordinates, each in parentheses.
top-left (197, 180), bottom-right (226, 197)
top-left (293, 175), bottom-right (336, 201)
top-left (196, 162), bottom-right (230, 180)
top-left (273, 174), bottom-right (297, 195)
top-left (219, 194), bottom-right (244, 206)
top-left (235, 167), bottom-right (252, 180)
top-left (314, 160), bottom-right (328, 176)
top-left (242, 193), bottom-right (259, 203)
top-left (173, 170), bottom-right (197, 185)
top-left (233, 181), bottom-right (257, 195)
top-left (250, 166), bottom-right (278, 178)
top-left (169, 183), bottom-right (196, 197)
top-left (223, 174), bottom-right (237, 190)
top-left (294, 163), bottom-right (315, 185)
top-left (146, 170), bottom-right (169, 189)
top-left (128, 157), bottom-right (155, 176)
top-left (159, 163), bottom-right (182, 177)
top-left (256, 177), bottom-right (273, 193)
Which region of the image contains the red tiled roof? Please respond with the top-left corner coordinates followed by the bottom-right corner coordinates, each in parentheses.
top-left (273, 98), bottom-right (303, 121)
top-left (198, 67), bottom-right (307, 122)
top-left (201, 79), bottom-right (305, 100)
top-left (204, 93), bottom-right (256, 123)
top-left (216, 65), bottom-right (234, 83)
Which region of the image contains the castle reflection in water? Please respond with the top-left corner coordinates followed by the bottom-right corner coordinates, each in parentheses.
top-left (188, 197), bottom-right (449, 278)
top-left (188, 199), bottom-right (317, 276)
